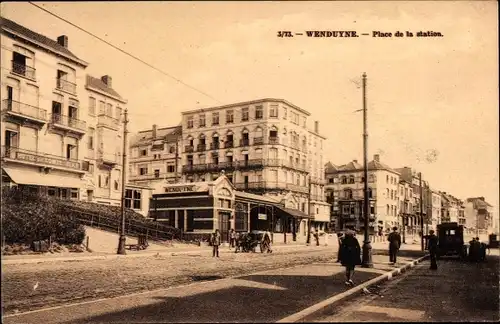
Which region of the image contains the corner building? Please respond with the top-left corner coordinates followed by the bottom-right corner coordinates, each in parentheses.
top-left (180, 98), bottom-right (330, 237)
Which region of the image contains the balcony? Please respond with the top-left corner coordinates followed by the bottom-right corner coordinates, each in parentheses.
top-left (97, 151), bottom-right (120, 168)
top-left (197, 144), bottom-right (207, 152)
top-left (234, 181), bottom-right (287, 191)
top-left (97, 114), bottom-right (120, 131)
top-left (268, 137), bottom-right (279, 145)
top-left (237, 159), bottom-right (265, 169)
top-left (210, 143), bottom-right (220, 150)
top-left (253, 137), bottom-right (264, 145)
top-left (11, 61), bottom-right (36, 80)
top-left (2, 146), bottom-right (84, 173)
top-left (56, 78), bottom-right (77, 95)
top-left (240, 139), bottom-right (250, 147)
top-left (129, 173), bottom-right (169, 181)
top-left (218, 161), bottom-right (237, 171)
top-left (286, 183), bottom-right (309, 194)
top-left (185, 145), bottom-right (194, 153)
top-left (2, 99), bottom-right (47, 125)
top-left (224, 141), bottom-right (234, 148)
top-left (50, 114), bottom-right (86, 135)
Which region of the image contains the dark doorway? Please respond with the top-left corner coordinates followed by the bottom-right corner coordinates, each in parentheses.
top-left (218, 211), bottom-right (230, 242)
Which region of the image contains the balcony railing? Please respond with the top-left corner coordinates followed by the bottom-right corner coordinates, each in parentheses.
top-left (11, 61), bottom-right (36, 80)
top-left (2, 99), bottom-right (47, 123)
top-left (253, 137), bottom-right (264, 145)
top-left (2, 146), bottom-right (82, 171)
top-left (269, 137), bottom-right (279, 145)
top-left (240, 139), bottom-right (250, 146)
top-left (129, 173), bottom-right (171, 181)
top-left (51, 114), bottom-right (86, 133)
top-left (56, 78), bottom-right (77, 94)
top-left (234, 181), bottom-right (287, 191)
top-left (197, 144), bottom-right (206, 152)
top-left (224, 141), bottom-right (234, 148)
top-left (97, 114), bottom-right (120, 130)
top-left (185, 145), bottom-right (194, 153)
top-left (310, 177), bottom-right (326, 185)
top-left (210, 143), bottom-right (220, 150)
top-left (286, 183), bottom-right (309, 194)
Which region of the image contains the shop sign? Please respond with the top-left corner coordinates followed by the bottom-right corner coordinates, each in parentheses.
top-left (258, 213), bottom-right (267, 220)
top-left (165, 185), bottom-right (198, 193)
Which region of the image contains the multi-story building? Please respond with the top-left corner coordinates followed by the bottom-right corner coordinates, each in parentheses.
top-left (440, 191), bottom-right (460, 223)
top-left (464, 196), bottom-right (493, 234)
top-left (397, 179), bottom-right (414, 238)
top-left (179, 98), bottom-right (330, 237)
top-left (128, 124), bottom-right (182, 188)
top-left (83, 74), bottom-right (127, 204)
top-left (0, 18), bottom-right (147, 212)
top-left (1, 18), bottom-right (89, 198)
top-left (430, 190), bottom-right (442, 230)
top-left (324, 154), bottom-right (400, 235)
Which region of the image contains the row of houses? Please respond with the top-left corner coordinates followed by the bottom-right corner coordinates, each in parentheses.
top-left (1, 18), bottom-right (495, 242)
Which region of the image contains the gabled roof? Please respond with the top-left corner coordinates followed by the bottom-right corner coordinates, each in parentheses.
top-left (86, 75), bottom-right (125, 102)
top-left (1, 17), bottom-right (87, 66)
top-left (367, 160), bottom-right (399, 174)
top-left (338, 161), bottom-right (363, 172)
top-left (325, 162), bottom-right (341, 174)
top-left (130, 125), bottom-right (182, 147)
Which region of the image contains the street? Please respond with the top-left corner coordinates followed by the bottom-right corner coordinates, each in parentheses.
top-left (314, 254), bottom-right (500, 322)
top-left (2, 250), bottom-right (421, 324)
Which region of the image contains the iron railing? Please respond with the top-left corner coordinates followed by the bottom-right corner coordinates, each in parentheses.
top-left (51, 114), bottom-right (86, 132)
top-left (11, 61), bottom-right (36, 79)
top-left (1, 145), bottom-right (82, 170)
top-left (56, 78), bottom-right (77, 94)
top-left (2, 99), bottom-right (47, 121)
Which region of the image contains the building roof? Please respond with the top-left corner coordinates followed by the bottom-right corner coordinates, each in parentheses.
top-left (1, 17), bottom-right (87, 67)
top-left (466, 197), bottom-right (493, 209)
top-left (86, 75), bottom-right (125, 102)
top-left (130, 125), bottom-right (182, 147)
top-left (235, 191), bottom-right (282, 204)
top-left (181, 98), bottom-right (311, 117)
top-left (328, 159), bottom-right (399, 174)
top-left (324, 162), bottom-right (341, 174)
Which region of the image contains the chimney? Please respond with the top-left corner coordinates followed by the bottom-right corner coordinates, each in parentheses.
top-left (314, 121), bottom-right (319, 133)
top-left (353, 159), bottom-right (358, 163)
top-left (152, 124), bottom-right (157, 138)
top-left (374, 154), bottom-right (380, 162)
top-left (57, 35), bottom-right (68, 48)
top-left (101, 75), bottom-right (112, 88)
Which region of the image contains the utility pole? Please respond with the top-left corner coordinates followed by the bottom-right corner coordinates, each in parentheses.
top-left (306, 177), bottom-right (312, 245)
top-left (117, 108), bottom-right (129, 255)
top-left (361, 72), bottom-right (373, 268)
top-left (419, 172), bottom-right (424, 251)
top-left (174, 139), bottom-right (179, 183)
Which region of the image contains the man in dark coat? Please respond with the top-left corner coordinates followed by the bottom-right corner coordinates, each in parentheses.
top-left (427, 230), bottom-right (438, 270)
top-left (336, 232), bottom-right (344, 263)
top-left (339, 230), bottom-right (361, 285)
top-left (388, 226), bottom-right (402, 264)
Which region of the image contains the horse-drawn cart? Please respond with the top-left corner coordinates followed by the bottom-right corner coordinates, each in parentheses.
top-left (235, 231), bottom-right (272, 253)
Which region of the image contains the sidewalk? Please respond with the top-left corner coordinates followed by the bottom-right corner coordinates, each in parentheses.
top-left (3, 252), bottom-right (427, 324)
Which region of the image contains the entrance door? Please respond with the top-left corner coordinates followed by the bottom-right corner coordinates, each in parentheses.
top-left (218, 211), bottom-right (230, 243)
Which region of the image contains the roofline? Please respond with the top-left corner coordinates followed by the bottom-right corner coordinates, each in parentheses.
top-left (137, 125), bottom-right (180, 134)
top-left (2, 27), bottom-right (89, 68)
top-left (85, 83), bottom-right (128, 104)
top-left (308, 129), bottom-right (327, 139)
top-left (181, 98), bottom-right (312, 116)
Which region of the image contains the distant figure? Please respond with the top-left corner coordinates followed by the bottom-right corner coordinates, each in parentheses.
top-left (229, 229), bottom-right (236, 248)
top-left (427, 230), bottom-right (438, 270)
top-left (468, 237), bottom-right (480, 262)
top-left (324, 231), bottom-right (330, 246)
top-left (388, 227), bottom-right (402, 264)
top-left (314, 228), bottom-right (320, 246)
top-left (336, 232), bottom-right (344, 262)
top-left (339, 230), bottom-right (361, 286)
top-left (263, 231), bottom-right (273, 253)
top-left (211, 229), bottom-right (221, 257)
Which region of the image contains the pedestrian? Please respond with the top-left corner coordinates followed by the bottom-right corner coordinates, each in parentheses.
top-left (229, 229), bottom-right (236, 249)
top-left (468, 237), bottom-right (480, 262)
top-left (388, 226), bottom-right (402, 264)
top-left (339, 229), bottom-right (361, 286)
top-left (336, 232), bottom-right (344, 262)
top-left (428, 229), bottom-right (438, 270)
top-left (324, 231), bottom-right (329, 246)
top-left (211, 229), bottom-right (221, 257)
top-left (263, 231), bottom-right (273, 253)
top-left (314, 228), bottom-right (320, 246)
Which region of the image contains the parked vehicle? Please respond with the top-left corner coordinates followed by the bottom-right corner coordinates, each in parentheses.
top-left (436, 222), bottom-right (466, 259)
top-left (235, 231), bottom-right (271, 253)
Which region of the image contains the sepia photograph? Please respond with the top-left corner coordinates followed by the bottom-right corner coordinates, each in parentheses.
top-left (1, 1), bottom-right (498, 323)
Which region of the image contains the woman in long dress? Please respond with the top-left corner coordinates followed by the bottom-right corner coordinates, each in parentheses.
top-left (339, 230), bottom-right (361, 286)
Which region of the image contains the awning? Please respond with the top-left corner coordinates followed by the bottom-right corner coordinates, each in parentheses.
top-left (277, 206), bottom-right (313, 219)
top-left (2, 167), bottom-right (82, 188)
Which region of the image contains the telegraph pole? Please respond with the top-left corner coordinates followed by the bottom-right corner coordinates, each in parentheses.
top-left (117, 108), bottom-right (129, 255)
top-left (419, 172), bottom-right (424, 251)
top-left (361, 72), bottom-right (373, 268)
top-left (306, 177), bottom-right (312, 245)
top-left (174, 140), bottom-right (179, 183)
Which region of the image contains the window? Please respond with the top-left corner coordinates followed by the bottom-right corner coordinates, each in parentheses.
top-left (140, 149), bottom-right (147, 156)
top-left (105, 176), bottom-right (110, 188)
top-left (88, 127), bottom-right (95, 149)
top-left (199, 114), bottom-right (206, 127)
top-left (270, 104), bottom-right (278, 118)
top-left (341, 176), bottom-right (347, 184)
top-left (125, 189), bottom-right (142, 210)
top-left (212, 112), bottom-right (219, 125)
top-left (115, 107), bottom-right (122, 121)
top-left (106, 103), bottom-right (113, 116)
top-left (386, 175), bottom-right (389, 183)
top-left (114, 180), bottom-right (119, 190)
top-left (154, 169), bottom-right (160, 178)
top-left (89, 97), bottom-right (96, 115)
top-left (66, 144), bottom-right (76, 159)
top-left (349, 175), bottom-right (355, 184)
top-left (344, 189), bottom-right (353, 199)
top-left (167, 165), bottom-right (175, 173)
top-left (187, 116), bottom-right (194, 128)
top-left (241, 107), bottom-right (249, 121)
top-left (99, 101), bottom-right (106, 115)
top-left (226, 110), bottom-right (234, 123)
top-left (139, 167), bottom-right (148, 175)
top-left (12, 47), bottom-right (35, 79)
top-left (255, 105), bottom-right (263, 119)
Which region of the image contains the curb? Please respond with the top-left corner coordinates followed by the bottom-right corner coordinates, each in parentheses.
top-left (2, 243), bottom-right (329, 265)
top-left (276, 254), bottom-right (430, 323)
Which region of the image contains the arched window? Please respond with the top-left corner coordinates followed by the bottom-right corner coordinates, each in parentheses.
top-left (341, 176), bottom-right (347, 184)
top-left (349, 175), bottom-right (355, 184)
top-left (344, 188), bottom-right (353, 199)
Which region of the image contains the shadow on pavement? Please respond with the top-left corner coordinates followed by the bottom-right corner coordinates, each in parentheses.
top-left (372, 249), bottom-right (427, 259)
top-left (66, 270), bottom-right (382, 323)
top-left (191, 275), bottom-right (224, 281)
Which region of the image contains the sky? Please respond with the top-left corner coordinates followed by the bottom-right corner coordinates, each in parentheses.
top-left (1, 1), bottom-right (498, 210)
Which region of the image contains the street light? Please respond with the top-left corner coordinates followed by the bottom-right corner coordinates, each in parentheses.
top-left (361, 72), bottom-right (373, 268)
top-left (117, 108), bottom-right (129, 255)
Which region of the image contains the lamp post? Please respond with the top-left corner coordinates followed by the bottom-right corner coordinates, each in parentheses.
top-left (117, 108), bottom-right (129, 255)
top-left (361, 72), bottom-right (373, 268)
